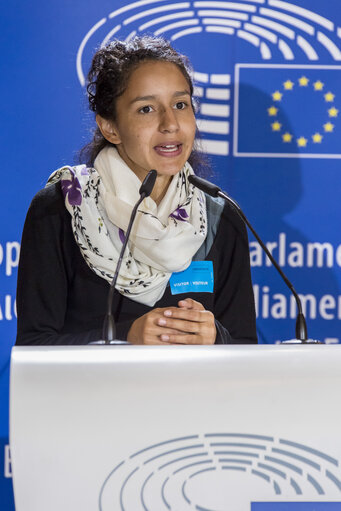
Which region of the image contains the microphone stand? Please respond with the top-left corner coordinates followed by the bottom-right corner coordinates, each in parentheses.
top-left (188, 175), bottom-right (322, 344)
top-left (90, 170), bottom-right (157, 345)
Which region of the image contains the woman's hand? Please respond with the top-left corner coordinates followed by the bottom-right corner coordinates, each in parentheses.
top-left (127, 298), bottom-right (216, 345)
top-left (164, 298), bottom-right (216, 345)
top-left (127, 308), bottom-right (184, 345)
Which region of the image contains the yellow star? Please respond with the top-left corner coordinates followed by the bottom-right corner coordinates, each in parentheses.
top-left (313, 80), bottom-right (324, 91)
top-left (283, 80), bottom-right (294, 90)
top-left (328, 107), bottom-right (338, 117)
top-left (271, 121), bottom-right (282, 131)
top-left (268, 106), bottom-right (278, 116)
top-left (282, 132), bottom-right (293, 143)
top-left (298, 76), bottom-right (309, 86)
top-left (297, 136), bottom-right (308, 147)
top-left (324, 92), bottom-right (335, 102)
top-left (312, 133), bottom-right (323, 143)
top-left (272, 91), bottom-right (282, 101)
top-left (323, 122), bottom-right (334, 132)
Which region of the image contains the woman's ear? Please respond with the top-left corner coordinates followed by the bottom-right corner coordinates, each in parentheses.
top-left (96, 115), bottom-right (121, 144)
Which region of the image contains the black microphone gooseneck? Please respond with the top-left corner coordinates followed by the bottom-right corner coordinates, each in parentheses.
top-left (188, 174), bottom-right (309, 342)
top-left (102, 169), bottom-right (157, 343)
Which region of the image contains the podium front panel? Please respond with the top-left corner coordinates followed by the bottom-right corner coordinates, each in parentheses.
top-left (10, 345), bottom-right (341, 510)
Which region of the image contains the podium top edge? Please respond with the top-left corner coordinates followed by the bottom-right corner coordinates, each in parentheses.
top-left (10, 342), bottom-right (338, 365)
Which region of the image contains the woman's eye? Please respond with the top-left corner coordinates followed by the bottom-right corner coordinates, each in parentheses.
top-left (139, 105), bottom-right (153, 114)
top-left (174, 101), bottom-right (187, 110)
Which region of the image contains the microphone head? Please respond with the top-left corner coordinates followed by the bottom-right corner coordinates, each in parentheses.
top-left (188, 174), bottom-right (221, 197)
top-left (139, 169), bottom-right (157, 197)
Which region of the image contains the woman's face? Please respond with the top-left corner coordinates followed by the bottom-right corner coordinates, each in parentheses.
top-left (101, 60), bottom-right (196, 182)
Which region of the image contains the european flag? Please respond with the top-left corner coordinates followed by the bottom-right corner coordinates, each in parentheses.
top-left (234, 65), bottom-right (341, 158)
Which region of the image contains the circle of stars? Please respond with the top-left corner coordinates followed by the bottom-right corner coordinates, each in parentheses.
top-left (267, 76), bottom-right (338, 148)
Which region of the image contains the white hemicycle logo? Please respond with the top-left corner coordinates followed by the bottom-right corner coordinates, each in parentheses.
top-left (99, 432), bottom-right (341, 510)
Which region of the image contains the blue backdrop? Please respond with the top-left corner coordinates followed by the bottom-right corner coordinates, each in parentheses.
top-left (1, 0), bottom-right (341, 506)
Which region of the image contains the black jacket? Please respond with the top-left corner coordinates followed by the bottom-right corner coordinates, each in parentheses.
top-left (16, 182), bottom-right (257, 345)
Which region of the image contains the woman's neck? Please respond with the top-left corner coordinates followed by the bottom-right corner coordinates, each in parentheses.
top-left (151, 174), bottom-right (172, 205)
top-left (115, 145), bottom-right (173, 205)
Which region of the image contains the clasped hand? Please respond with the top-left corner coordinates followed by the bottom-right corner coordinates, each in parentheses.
top-left (127, 298), bottom-right (216, 345)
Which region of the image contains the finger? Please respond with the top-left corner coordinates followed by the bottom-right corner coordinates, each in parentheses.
top-left (141, 314), bottom-right (184, 340)
top-left (147, 338), bottom-right (172, 345)
top-left (155, 316), bottom-right (187, 333)
top-left (177, 299), bottom-right (192, 309)
top-left (148, 323), bottom-right (185, 337)
top-left (161, 333), bottom-right (205, 345)
top-left (141, 331), bottom-right (174, 345)
top-left (178, 298), bottom-right (205, 311)
top-left (162, 308), bottom-right (210, 323)
top-left (159, 317), bottom-right (201, 334)
top-left (159, 327), bottom-right (187, 336)
top-left (160, 333), bottom-right (190, 344)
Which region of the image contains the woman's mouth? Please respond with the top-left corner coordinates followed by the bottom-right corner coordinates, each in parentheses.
top-left (154, 143), bottom-right (183, 157)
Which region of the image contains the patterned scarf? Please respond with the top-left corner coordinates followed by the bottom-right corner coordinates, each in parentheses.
top-left (47, 146), bottom-right (207, 306)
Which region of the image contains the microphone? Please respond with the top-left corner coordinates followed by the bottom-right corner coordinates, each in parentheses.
top-left (100, 169), bottom-right (157, 345)
top-left (139, 169), bottom-right (157, 197)
top-left (188, 175), bottom-right (321, 344)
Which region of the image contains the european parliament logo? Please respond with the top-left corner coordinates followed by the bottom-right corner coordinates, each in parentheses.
top-left (99, 432), bottom-right (341, 510)
top-left (234, 64), bottom-right (341, 158)
top-left (76, 1), bottom-right (341, 158)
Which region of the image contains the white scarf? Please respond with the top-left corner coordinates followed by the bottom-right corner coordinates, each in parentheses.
top-left (47, 146), bottom-right (207, 306)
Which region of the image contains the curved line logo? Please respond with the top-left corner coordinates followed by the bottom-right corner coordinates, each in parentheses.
top-left (77, 1), bottom-right (341, 157)
top-left (98, 432), bottom-right (341, 510)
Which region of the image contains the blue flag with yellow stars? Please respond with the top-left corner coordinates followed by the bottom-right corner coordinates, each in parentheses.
top-left (235, 65), bottom-right (340, 158)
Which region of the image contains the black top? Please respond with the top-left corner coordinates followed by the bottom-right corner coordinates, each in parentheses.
top-left (16, 182), bottom-right (257, 345)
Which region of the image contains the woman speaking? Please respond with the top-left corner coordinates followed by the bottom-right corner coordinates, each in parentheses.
top-left (16, 36), bottom-right (257, 345)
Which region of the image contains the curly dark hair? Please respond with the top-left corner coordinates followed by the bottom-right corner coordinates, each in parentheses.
top-left (80, 35), bottom-right (210, 175)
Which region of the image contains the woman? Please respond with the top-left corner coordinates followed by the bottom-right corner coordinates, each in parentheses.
top-left (16, 36), bottom-right (257, 345)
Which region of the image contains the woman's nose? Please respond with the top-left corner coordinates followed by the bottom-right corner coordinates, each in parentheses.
top-left (159, 108), bottom-right (180, 133)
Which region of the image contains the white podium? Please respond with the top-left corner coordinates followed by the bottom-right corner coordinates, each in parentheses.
top-left (10, 345), bottom-right (341, 511)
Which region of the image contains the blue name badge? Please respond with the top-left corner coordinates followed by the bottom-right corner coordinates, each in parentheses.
top-left (169, 261), bottom-right (214, 295)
